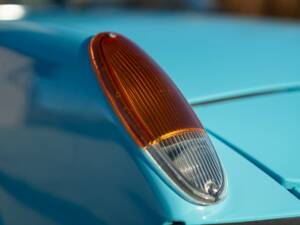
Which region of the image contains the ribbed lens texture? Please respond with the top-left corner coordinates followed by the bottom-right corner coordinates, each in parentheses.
top-left (90, 33), bottom-right (201, 146)
top-left (89, 32), bottom-right (226, 204)
top-left (147, 129), bottom-right (225, 203)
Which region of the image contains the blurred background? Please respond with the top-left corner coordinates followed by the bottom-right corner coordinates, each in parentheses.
top-left (1, 0), bottom-right (300, 20)
top-left (0, 0), bottom-right (300, 19)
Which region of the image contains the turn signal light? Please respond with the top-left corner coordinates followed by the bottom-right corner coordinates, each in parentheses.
top-left (89, 32), bottom-right (226, 204)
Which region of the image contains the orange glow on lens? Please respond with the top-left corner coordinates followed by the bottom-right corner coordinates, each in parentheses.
top-left (89, 33), bottom-right (226, 204)
top-left (89, 32), bottom-right (203, 147)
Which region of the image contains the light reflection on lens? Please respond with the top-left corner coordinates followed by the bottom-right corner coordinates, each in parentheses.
top-left (0, 4), bottom-right (26, 21)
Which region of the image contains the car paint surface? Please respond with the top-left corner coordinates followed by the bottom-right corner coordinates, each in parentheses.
top-left (0, 44), bottom-right (167, 225)
top-left (0, 9), bottom-right (300, 225)
top-left (195, 92), bottom-right (300, 195)
top-left (25, 10), bottom-right (300, 100)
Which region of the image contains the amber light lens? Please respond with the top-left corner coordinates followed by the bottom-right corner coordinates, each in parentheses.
top-left (89, 32), bottom-right (226, 204)
top-left (90, 32), bottom-right (202, 146)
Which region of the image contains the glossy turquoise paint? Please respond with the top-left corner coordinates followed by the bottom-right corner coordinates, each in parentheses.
top-left (0, 10), bottom-right (300, 224)
top-left (189, 82), bottom-right (300, 106)
top-left (194, 92), bottom-right (300, 196)
top-left (142, 135), bottom-right (300, 225)
top-left (24, 9), bottom-right (300, 101)
top-left (293, 188), bottom-right (300, 199)
top-left (0, 39), bottom-right (167, 224)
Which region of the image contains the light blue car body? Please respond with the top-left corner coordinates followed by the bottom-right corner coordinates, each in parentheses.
top-left (0, 9), bottom-right (299, 225)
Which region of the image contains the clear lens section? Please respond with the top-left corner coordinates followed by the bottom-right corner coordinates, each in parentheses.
top-left (146, 129), bottom-right (225, 204)
top-left (90, 33), bottom-right (226, 204)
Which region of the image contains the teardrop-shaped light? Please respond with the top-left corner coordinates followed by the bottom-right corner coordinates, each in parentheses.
top-left (89, 32), bottom-right (226, 205)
